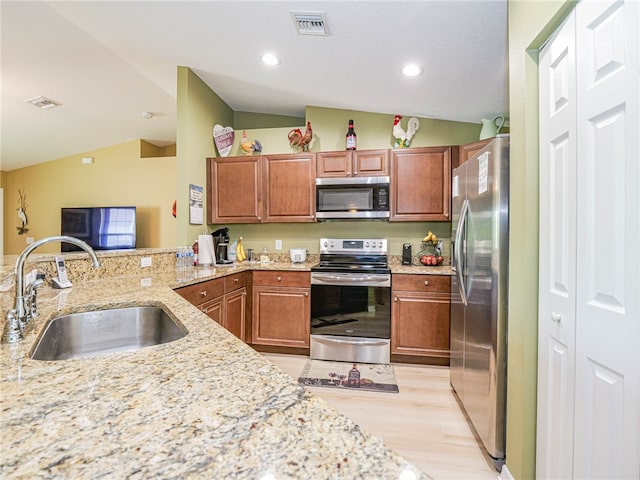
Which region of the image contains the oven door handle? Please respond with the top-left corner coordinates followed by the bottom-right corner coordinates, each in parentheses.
top-left (311, 274), bottom-right (390, 284)
top-left (311, 336), bottom-right (390, 347)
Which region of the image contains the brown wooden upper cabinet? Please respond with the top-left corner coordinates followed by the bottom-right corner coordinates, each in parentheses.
top-left (453, 138), bottom-right (492, 169)
top-left (262, 153), bottom-right (316, 222)
top-left (316, 149), bottom-right (389, 178)
top-left (390, 146), bottom-right (452, 221)
top-left (207, 153), bottom-right (315, 223)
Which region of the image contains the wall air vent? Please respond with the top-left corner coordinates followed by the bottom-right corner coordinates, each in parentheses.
top-left (290, 12), bottom-right (329, 36)
top-left (25, 96), bottom-right (60, 110)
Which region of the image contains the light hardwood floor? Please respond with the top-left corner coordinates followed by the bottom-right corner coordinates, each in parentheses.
top-left (262, 353), bottom-right (499, 480)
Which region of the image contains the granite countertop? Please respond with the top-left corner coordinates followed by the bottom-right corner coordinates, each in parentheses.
top-left (0, 263), bottom-right (429, 479)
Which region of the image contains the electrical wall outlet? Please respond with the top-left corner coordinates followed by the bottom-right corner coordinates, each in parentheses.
top-left (275, 239), bottom-right (282, 250)
top-left (141, 257), bottom-right (152, 268)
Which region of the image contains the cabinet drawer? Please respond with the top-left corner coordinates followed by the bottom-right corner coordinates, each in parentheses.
top-left (392, 274), bottom-right (450, 293)
top-left (176, 278), bottom-right (224, 306)
top-left (253, 270), bottom-right (310, 287)
top-left (224, 272), bottom-right (247, 293)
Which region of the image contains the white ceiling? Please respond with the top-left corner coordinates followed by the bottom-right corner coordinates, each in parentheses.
top-left (0, 0), bottom-right (509, 172)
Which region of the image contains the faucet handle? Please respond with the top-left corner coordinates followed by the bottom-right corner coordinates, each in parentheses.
top-left (2, 309), bottom-right (24, 343)
top-left (25, 278), bottom-right (45, 319)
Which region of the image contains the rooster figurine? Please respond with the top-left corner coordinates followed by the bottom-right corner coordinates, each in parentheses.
top-left (392, 115), bottom-right (420, 148)
top-left (288, 121), bottom-right (313, 152)
top-left (240, 130), bottom-right (262, 155)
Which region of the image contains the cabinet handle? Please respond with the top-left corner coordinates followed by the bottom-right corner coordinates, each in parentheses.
top-left (234, 278), bottom-right (239, 283)
top-left (394, 296), bottom-right (398, 302)
top-left (200, 290), bottom-right (207, 297)
top-left (304, 292), bottom-right (309, 297)
top-left (276, 276), bottom-right (282, 282)
top-left (551, 312), bottom-right (562, 323)
top-left (424, 280), bottom-right (430, 286)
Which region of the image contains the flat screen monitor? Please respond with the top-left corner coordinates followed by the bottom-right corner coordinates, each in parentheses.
top-left (61, 206), bottom-right (136, 252)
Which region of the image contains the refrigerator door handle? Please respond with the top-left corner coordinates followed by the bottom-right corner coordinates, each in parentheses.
top-left (455, 199), bottom-right (469, 306)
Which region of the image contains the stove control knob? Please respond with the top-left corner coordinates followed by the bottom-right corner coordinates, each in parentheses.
top-left (365, 241), bottom-right (370, 248)
top-left (323, 240), bottom-right (328, 248)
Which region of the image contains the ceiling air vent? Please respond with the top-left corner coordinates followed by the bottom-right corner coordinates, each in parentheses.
top-left (25, 96), bottom-right (60, 110)
top-left (291, 12), bottom-right (329, 36)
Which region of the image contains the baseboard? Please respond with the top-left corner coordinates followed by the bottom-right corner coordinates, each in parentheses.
top-left (499, 464), bottom-right (515, 480)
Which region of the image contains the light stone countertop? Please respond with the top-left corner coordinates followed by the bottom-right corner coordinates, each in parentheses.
top-left (0, 259), bottom-right (431, 479)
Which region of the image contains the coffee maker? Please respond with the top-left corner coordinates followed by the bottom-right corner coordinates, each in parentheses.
top-left (212, 227), bottom-right (232, 264)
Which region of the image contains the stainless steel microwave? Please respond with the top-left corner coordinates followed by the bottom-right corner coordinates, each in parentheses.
top-left (315, 176), bottom-right (390, 220)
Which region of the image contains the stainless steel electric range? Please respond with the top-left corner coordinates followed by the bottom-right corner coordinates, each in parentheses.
top-left (310, 238), bottom-right (391, 364)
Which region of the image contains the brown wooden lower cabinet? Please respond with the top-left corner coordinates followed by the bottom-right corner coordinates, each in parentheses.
top-left (175, 272), bottom-right (247, 341)
top-left (391, 274), bottom-right (451, 365)
top-left (251, 271), bottom-right (310, 349)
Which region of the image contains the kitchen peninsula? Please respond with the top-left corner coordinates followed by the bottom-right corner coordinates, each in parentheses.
top-left (0, 249), bottom-right (436, 479)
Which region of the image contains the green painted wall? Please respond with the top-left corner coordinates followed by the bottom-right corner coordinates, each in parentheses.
top-left (233, 111), bottom-right (304, 129)
top-left (506, 1), bottom-right (576, 478)
top-left (176, 66), bottom-right (234, 245)
top-left (306, 106), bottom-right (483, 151)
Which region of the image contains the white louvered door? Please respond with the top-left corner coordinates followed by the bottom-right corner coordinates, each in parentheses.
top-left (537, 0), bottom-right (639, 478)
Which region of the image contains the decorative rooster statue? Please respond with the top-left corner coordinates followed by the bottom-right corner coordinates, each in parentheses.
top-left (392, 115), bottom-right (420, 148)
top-left (240, 130), bottom-right (262, 156)
top-left (288, 121), bottom-right (313, 152)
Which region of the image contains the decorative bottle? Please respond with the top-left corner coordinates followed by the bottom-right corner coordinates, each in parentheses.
top-left (346, 119), bottom-right (357, 150)
top-left (347, 364), bottom-right (361, 387)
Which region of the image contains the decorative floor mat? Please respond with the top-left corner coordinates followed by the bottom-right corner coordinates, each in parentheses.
top-left (298, 359), bottom-right (399, 393)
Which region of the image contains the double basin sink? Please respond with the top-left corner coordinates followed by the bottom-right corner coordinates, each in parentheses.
top-left (30, 305), bottom-right (188, 361)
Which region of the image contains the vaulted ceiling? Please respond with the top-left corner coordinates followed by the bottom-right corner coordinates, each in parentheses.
top-left (1, 1), bottom-right (508, 171)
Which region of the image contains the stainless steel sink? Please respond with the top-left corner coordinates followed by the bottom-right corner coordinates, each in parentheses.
top-left (30, 305), bottom-right (188, 361)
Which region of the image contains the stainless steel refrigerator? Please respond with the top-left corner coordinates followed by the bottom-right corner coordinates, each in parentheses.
top-left (450, 134), bottom-right (509, 470)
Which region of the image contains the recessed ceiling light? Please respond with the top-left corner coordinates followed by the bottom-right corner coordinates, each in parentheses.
top-left (142, 111), bottom-right (153, 119)
top-left (262, 53), bottom-right (280, 66)
top-left (402, 64), bottom-right (422, 77)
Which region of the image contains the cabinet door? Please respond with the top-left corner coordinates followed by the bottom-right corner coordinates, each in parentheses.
top-left (206, 156), bottom-right (262, 223)
top-left (201, 297), bottom-right (223, 324)
top-left (316, 151), bottom-right (352, 177)
top-left (263, 153), bottom-right (316, 222)
top-left (391, 291), bottom-right (450, 359)
top-left (252, 286), bottom-right (310, 347)
top-left (454, 139), bottom-right (492, 169)
top-left (390, 147), bottom-right (451, 221)
top-left (224, 287), bottom-right (246, 340)
top-left (353, 149), bottom-right (389, 176)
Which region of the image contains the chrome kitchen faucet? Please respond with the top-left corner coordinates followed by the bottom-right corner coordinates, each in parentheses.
top-left (1, 235), bottom-right (100, 344)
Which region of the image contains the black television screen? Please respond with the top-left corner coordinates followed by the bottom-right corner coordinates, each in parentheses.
top-left (61, 207), bottom-right (137, 252)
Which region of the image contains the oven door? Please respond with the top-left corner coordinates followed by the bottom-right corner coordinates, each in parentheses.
top-left (310, 272), bottom-right (391, 363)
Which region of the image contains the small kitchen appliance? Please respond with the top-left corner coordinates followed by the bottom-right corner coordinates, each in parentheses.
top-left (315, 177), bottom-right (390, 220)
top-left (310, 238), bottom-right (391, 364)
top-left (212, 227), bottom-right (231, 264)
top-left (402, 243), bottom-right (412, 265)
top-left (290, 248), bottom-right (307, 263)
